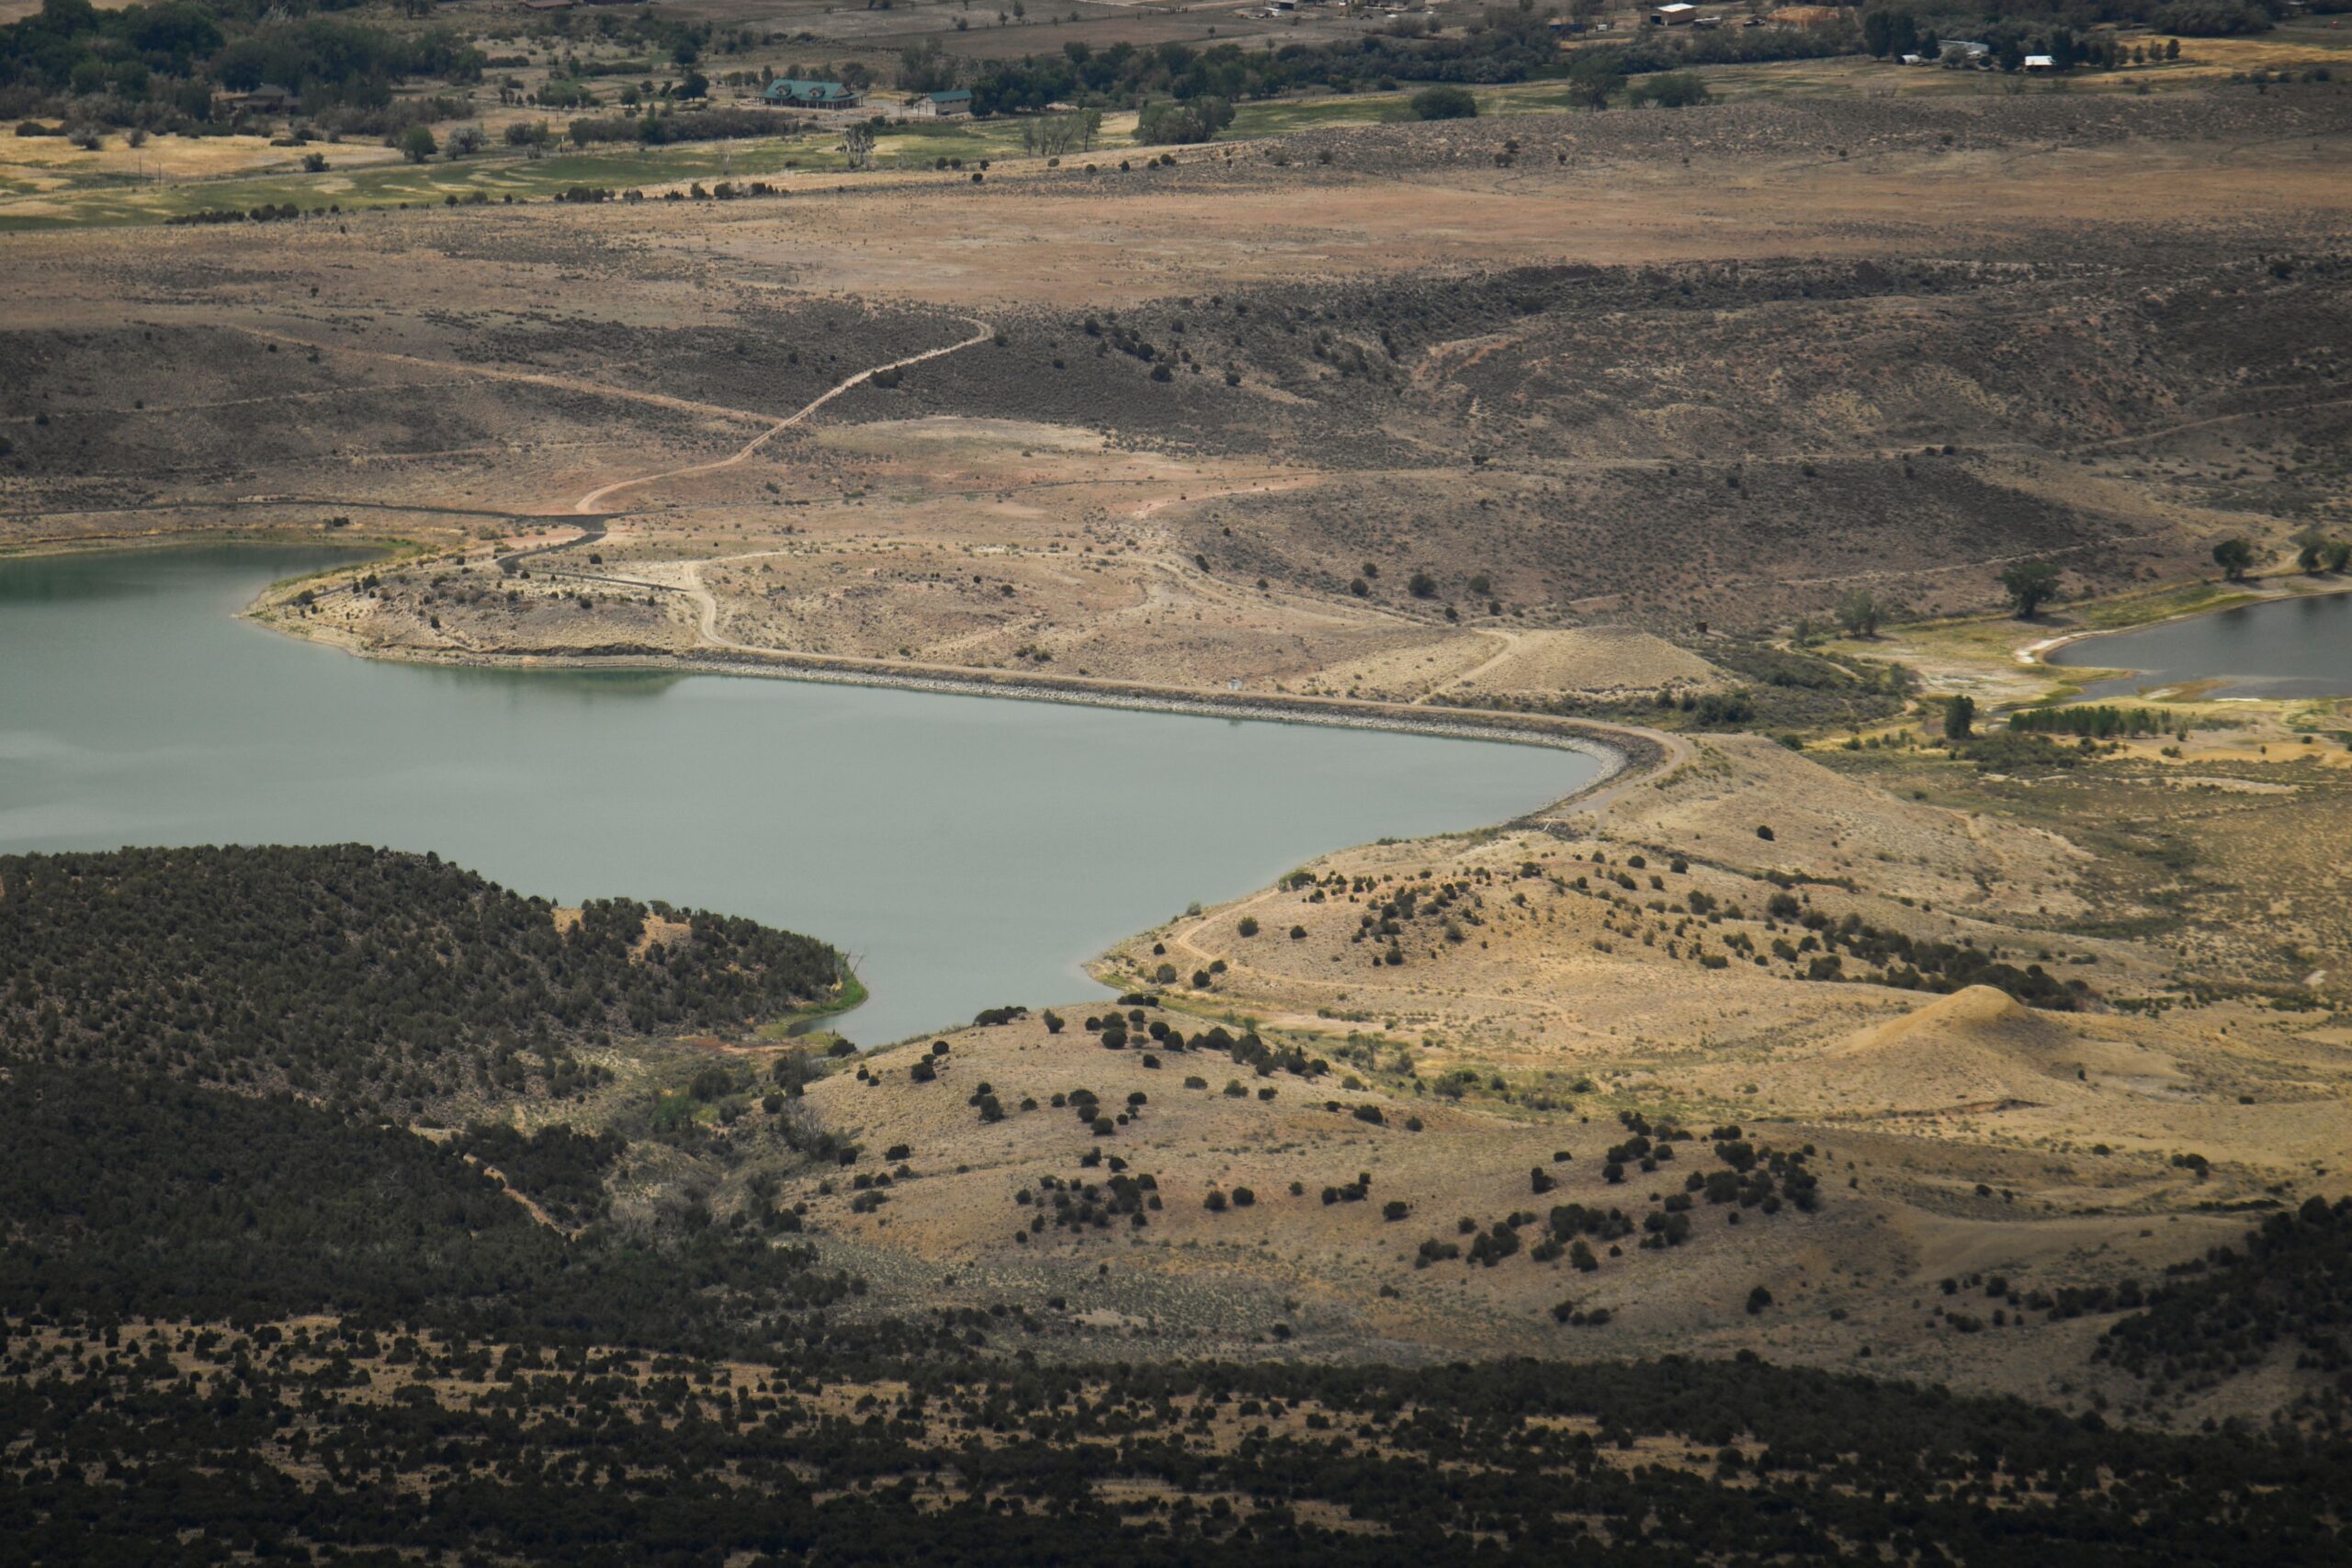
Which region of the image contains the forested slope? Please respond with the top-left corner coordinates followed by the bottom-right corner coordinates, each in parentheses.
top-left (0, 844), bottom-right (844, 1116)
top-left (0, 1064), bottom-right (860, 1351)
top-left (3, 846), bottom-right (2347, 1562)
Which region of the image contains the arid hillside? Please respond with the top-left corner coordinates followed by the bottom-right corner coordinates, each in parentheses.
top-left (734, 716), bottom-right (2349, 1427)
top-left (5, 88), bottom-right (2349, 701)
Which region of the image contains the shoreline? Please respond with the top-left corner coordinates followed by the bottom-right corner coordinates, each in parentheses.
top-left (212, 539), bottom-right (1669, 810)
top-left (0, 526), bottom-right (419, 564)
top-left (2013, 577), bottom-right (2352, 688)
top-left (229, 558), bottom-right (1674, 1045)
top-left (278, 633), bottom-right (1665, 804)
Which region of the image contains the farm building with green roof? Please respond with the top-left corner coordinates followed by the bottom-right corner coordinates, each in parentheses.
top-left (763, 79), bottom-right (865, 110)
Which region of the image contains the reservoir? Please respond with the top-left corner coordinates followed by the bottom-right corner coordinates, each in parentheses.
top-left (0, 546), bottom-right (1599, 1043)
top-left (2045, 591), bottom-right (2352, 700)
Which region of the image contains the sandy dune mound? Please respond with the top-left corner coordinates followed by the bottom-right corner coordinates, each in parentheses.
top-left (1830, 986), bottom-right (2076, 1110)
top-left (1747, 986), bottom-right (2177, 1118)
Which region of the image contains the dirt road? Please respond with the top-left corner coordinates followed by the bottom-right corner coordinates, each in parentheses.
top-left (569, 321), bottom-right (998, 516)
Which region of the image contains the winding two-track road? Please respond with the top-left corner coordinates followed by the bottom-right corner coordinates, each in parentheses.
top-left (243, 315), bottom-right (1689, 810)
top-left (567, 321), bottom-right (998, 518)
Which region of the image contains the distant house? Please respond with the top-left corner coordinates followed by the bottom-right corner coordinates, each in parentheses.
top-left (903, 88), bottom-right (973, 119)
top-left (763, 79), bottom-right (864, 111)
top-left (1942, 39), bottom-right (1993, 64)
top-left (2023, 52), bottom-right (2055, 69)
top-left (240, 84), bottom-right (297, 114)
top-left (1649, 2), bottom-right (1698, 23)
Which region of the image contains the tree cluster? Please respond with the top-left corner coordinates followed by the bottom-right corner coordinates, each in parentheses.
top-left (2099, 1195), bottom-right (2352, 1428)
top-left (972, 16), bottom-right (1563, 118)
top-left (2008, 705), bottom-right (2174, 739)
top-left (0, 846), bottom-right (846, 1120)
top-left (0, 0), bottom-right (483, 131)
top-left (0, 1064), bottom-right (853, 1354)
top-left (8, 1325), bottom-right (2346, 1564)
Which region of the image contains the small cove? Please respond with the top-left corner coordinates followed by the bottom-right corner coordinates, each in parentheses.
top-left (2045, 590), bottom-right (2352, 701)
top-left (0, 545), bottom-right (1601, 1043)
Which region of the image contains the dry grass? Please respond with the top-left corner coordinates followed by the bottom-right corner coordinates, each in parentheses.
top-left (874, 723), bottom-right (2352, 1407)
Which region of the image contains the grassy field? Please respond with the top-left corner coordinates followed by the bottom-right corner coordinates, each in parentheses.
top-left (1224, 26), bottom-right (2352, 130)
top-left (0, 117), bottom-right (1082, 231)
top-left (13, 22), bottom-right (2348, 232)
top-left (0, 139), bottom-right (791, 230)
top-left (0, 128), bottom-right (407, 200)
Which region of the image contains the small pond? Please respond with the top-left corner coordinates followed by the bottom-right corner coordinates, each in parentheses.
top-left (2044, 591), bottom-right (2352, 701)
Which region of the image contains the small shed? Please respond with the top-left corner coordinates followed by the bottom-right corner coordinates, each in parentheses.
top-left (905, 88), bottom-right (973, 118)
